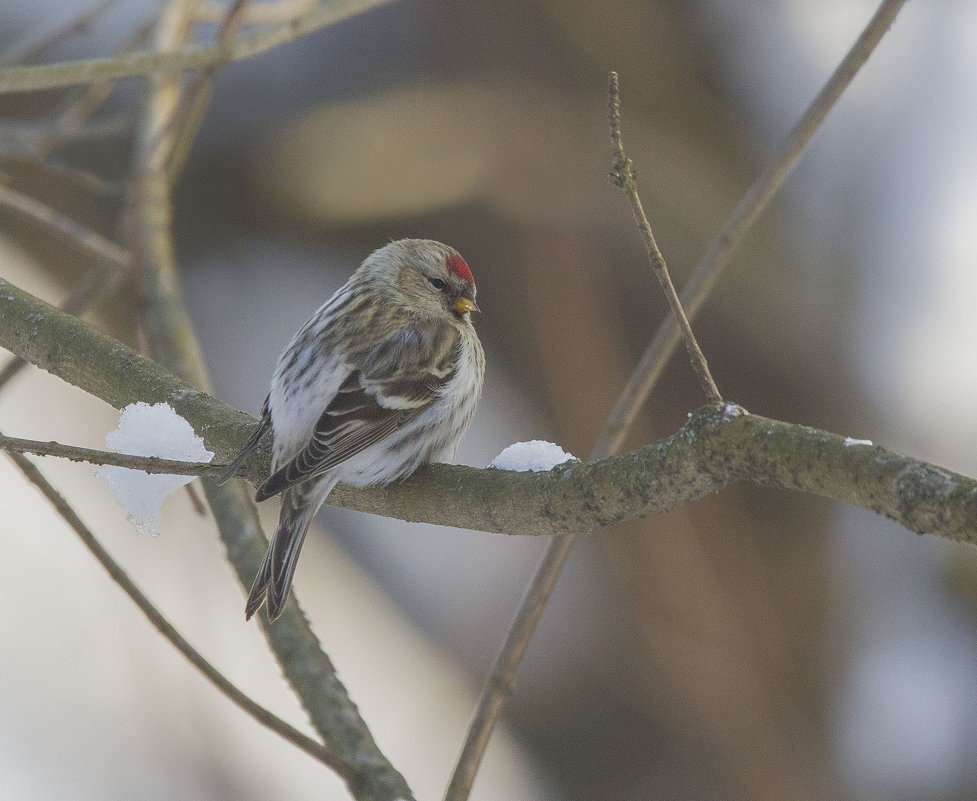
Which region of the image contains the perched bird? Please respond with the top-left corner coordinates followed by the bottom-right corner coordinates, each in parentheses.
top-left (219, 239), bottom-right (485, 620)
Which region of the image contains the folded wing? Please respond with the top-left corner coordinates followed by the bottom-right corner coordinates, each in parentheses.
top-left (255, 321), bottom-right (458, 501)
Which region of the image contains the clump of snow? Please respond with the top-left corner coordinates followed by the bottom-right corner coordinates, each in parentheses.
top-left (489, 441), bottom-right (577, 472)
top-left (844, 436), bottom-right (874, 447)
top-left (97, 402), bottom-right (213, 535)
top-left (723, 402), bottom-right (747, 419)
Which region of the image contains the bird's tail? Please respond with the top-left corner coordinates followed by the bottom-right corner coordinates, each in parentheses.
top-left (245, 480), bottom-right (334, 620)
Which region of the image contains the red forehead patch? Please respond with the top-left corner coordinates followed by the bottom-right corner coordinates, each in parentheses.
top-left (446, 252), bottom-right (474, 283)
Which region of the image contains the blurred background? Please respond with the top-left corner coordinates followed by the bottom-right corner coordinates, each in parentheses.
top-left (2, 1), bottom-right (977, 799)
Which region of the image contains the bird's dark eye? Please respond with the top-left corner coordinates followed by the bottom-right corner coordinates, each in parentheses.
top-left (429, 277), bottom-right (446, 290)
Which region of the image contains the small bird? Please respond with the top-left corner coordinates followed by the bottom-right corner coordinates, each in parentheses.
top-left (219, 240), bottom-right (484, 620)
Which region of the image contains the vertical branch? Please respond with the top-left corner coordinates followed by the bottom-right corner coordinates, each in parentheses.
top-left (443, 534), bottom-right (578, 801)
top-left (127, 4), bottom-right (416, 799)
top-left (446, 2), bottom-right (909, 796)
top-left (447, 72), bottom-right (723, 801)
top-left (607, 71), bottom-right (722, 405)
top-left (593, 0), bottom-right (910, 457)
top-left (165, 0), bottom-right (253, 178)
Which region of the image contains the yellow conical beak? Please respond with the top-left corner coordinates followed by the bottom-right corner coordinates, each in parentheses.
top-left (454, 297), bottom-right (479, 315)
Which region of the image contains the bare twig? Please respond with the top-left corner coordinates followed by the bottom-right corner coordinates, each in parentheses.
top-left (0, 155), bottom-right (123, 196)
top-left (593, 0), bottom-right (910, 458)
top-left (195, 0), bottom-right (316, 24)
top-left (4, 444), bottom-right (342, 770)
top-left (445, 2), bottom-right (909, 794)
top-left (447, 69), bottom-right (728, 801)
top-left (38, 18), bottom-right (157, 157)
top-left (125, 3), bottom-right (415, 794)
top-left (0, 183), bottom-right (130, 267)
top-left (0, 182), bottom-right (128, 389)
top-left (442, 531), bottom-right (576, 801)
top-left (164, 0), bottom-right (253, 178)
top-left (0, 0), bottom-right (400, 94)
top-left (0, 433), bottom-right (226, 475)
top-left (0, 0), bottom-right (124, 68)
top-left (607, 71), bottom-right (722, 405)
top-left (0, 114), bottom-right (134, 157)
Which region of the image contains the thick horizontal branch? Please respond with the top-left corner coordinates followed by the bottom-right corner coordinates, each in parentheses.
top-left (2, 279), bottom-right (975, 544)
top-left (0, 278), bottom-right (258, 461)
top-left (0, 0), bottom-right (396, 94)
top-left (335, 407), bottom-right (977, 543)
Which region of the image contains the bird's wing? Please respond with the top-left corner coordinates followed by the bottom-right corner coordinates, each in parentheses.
top-left (255, 322), bottom-right (459, 500)
top-left (217, 395), bottom-right (272, 484)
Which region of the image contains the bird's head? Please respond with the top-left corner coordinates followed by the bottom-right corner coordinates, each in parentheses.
top-left (367, 239), bottom-right (479, 323)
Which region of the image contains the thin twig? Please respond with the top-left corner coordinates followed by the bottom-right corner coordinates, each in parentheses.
top-left (593, 0), bottom-right (910, 458)
top-left (0, 181), bottom-right (128, 388)
top-left (195, 0), bottom-right (315, 24)
top-left (0, 114), bottom-right (133, 158)
top-left (0, 0), bottom-right (124, 68)
top-left (444, 2), bottom-right (909, 795)
top-left (607, 71), bottom-right (722, 405)
top-left (164, 0), bottom-right (253, 178)
top-left (38, 17), bottom-right (157, 157)
top-left (4, 443), bottom-right (342, 771)
top-left (0, 0), bottom-right (400, 94)
top-left (0, 155), bottom-right (123, 197)
top-left (448, 70), bottom-right (728, 801)
top-left (0, 183), bottom-right (130, 267)
top-left (447, 70), bottom-right (722, 800)
top-left (0, 433), bottom-right (226, 475)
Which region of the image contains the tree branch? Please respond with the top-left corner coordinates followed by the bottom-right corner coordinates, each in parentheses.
top-left (1, 279), bottom-right (974, 544)
top-left (127, 5), bottom-right (415, 791)
top-left (447, 2), bottom-right (909, 789)
top-left (607, 70), bottom-right (722, 405)
top-left (593, 0), bottom-right (911, 457)
top-left (0, 183), bottom-right (130, 268)
top-left (0, 0), bottom-right (124, 68)
top-left (0, 433), bottom-right (228, 474)
top-left (0, 0), bottom-right (399, 94)
top-left (5, 442), bottom-right (342, 770)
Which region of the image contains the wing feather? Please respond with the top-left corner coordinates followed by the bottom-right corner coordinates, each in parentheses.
top-left (255, 322), bottom-right (459, 501)
top-left (217, 395), bottom-right (271, 484)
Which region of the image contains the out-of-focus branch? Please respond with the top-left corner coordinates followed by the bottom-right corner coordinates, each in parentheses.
top-left (195, 0), bottom-right (316, 24)
top-left (5, 443), bottom-right (342, 770)
top-left (446, 2), bottom-right (910, 795)
top-left (0, 183), bottom-right (130, 390)
top-left (593, 0), bottom-right (910, 457)
top-left (164, 0), bottom-right (253, 179)
top-left (0, 183), bottom-right (130, 268)
top-left (125, 2), bottom-right (415, 796)
top-left (0, 0), bottom-right (124, 68)
top-left (0, 0), bottom-right (399, 94)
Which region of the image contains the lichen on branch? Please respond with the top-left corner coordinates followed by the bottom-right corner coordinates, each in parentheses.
top-left (1, 277), bottom-right (974, 545)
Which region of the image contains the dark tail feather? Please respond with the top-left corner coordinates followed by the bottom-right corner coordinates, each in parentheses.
top-left (245, 493), bottom-right (314, 621)
top-left (218, 400), bottom-right (271, 485)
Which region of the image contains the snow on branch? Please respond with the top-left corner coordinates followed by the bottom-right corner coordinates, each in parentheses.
top-left (1, 278), bottom-right (975, 545)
